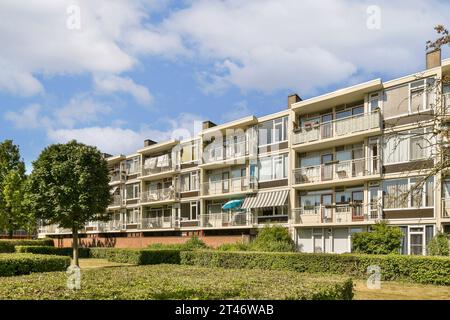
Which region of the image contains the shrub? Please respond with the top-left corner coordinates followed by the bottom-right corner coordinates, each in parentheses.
top-left (0, 253), bottom-right (70, 277)
top-left (427, 233), bottom-right (450, 256)
top-left (0, 238), bottom-right (54, 247)
top-left (90, 248), bottom-right (181, 265)
top-left (180, 250), bottom-right (450, 285)
top-left (147, 236), bottom-right (209, 251)
top-left (0, 264), bottom-right (353, 300)
top-left (352, 221), bottom-right (403, 254)
top-left (15, 246), bottom-right (90, 258)
top-left (250, 225), bottom-right (295, 252)
top-left (217, 242), bottom-right (250, 251)
top-left (0, 242), bottom-right (15, 253)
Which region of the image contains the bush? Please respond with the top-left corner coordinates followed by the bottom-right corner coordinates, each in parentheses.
top-left (0, 264), bottom-right (353, 300)
top-left (180, 250), bottom-right (450, 285)
top-left (147, 236), bottom-right (209, 251)
top-left (90, 248), bottom-right (181, 265)
top-left (0, 242), bottom-right (15, 253)
top-left (0, 238), bottom-right (54, 248)
top-left (0, 253), bottom-right (70, 277)
top-left (352, 221), bottom-right (404, 254)
top-left (15, 246), bottom-right (90, 258)
top-left (427, 233), bottom-right (450, 256)
top-left (217, 242), bottom-right (251, 251)
top-left (249, 225), bottom-right (296, 252)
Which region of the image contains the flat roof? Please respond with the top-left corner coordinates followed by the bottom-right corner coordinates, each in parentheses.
top-left (201, 115), bottom-right (257, 135)
top-left (137, 139), bottom-right (179, 155)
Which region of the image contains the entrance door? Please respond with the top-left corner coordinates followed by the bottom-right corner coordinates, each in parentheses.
top-left (321, 114), bottom-right (333, 139)
top-left (321, 194), bottom-right (333, 223)
top-left (321, 154), bottom-right (333, 181)
top-left (409, 227), bottom-right (425, 255)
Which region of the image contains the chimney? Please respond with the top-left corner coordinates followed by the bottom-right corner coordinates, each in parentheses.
top-left (144, 139), bottom-right (157, 147)
top-left (202, 120), bottom-right (217, 130)
top-left (288, 93), bottom-right (302, 109)
top-left (426, 48), bottom-right (441, 69)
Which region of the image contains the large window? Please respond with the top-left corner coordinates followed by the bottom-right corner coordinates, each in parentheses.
top-left (180, 141), bottom-right (199, 164)
top-left (258, 153), bottom-right (288, 182)
top-left (383, 128), bottom-right (432, 164)
top-left (181, 171), bottom-right (199, 192)
top-left (126, 157), bottom-right (140, 174)
top-left (382, 177), bottom-right (434, 209)
top-left (258, 116), bottom-right (288, 146)
top-left (125, 183), bottom-right (140, 200)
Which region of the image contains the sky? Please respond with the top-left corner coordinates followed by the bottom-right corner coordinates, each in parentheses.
top-left (0, 0), bottom-right (449, 172)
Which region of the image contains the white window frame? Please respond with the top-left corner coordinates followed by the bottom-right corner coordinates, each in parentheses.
top-left (383, 128), bottom-right (431, 165)
top-left (383, 177), bottom-right (435, 211)
top-left (258, 153), bottom-right (288, 182)
top-left (258, 116), bottom-right (288, 147)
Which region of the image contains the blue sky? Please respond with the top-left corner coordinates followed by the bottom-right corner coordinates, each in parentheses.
top-left (0, 0), bottom-right (449, 172)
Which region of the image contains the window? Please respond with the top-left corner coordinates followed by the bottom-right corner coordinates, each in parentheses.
top-left (383, 177), bottom-right (434, 209)
top-left (258, 116), bottom-right (288, 146)
top-left (181, 171), bottom-right (199, 192)
top-left (181, 141), bottom-right (199, 163)
top-left (126, 183), bottom-right (140, 200)
top-left (126, 209), bottom-right (139, 224)
top-left (126, 157), bottom-right (140, 174)
top-left (369, 93), bottom-right (380, 111)
top-left (383, 128), bottom-right (431, 164)
top-left (258, 153), bottom-right (288, 181)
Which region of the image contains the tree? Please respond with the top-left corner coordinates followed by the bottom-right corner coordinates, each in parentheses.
top-left (250, 225), bottom-right (296, 252)
top-left (27, 140), bottom-right (110, 266)
top-left (427, 232), bottom-right (450, 256)
top-left (352, 221), bottom-right (404, 254)
top-left (0, 140), bottom-right (27, 238)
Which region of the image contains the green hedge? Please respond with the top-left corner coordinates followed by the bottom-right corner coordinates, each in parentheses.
top-left (0, 238), bottom-right (54, 247)
top-left (0, 242), bottom-right (15, 253)
top-left (0, 253), bottom-right (70, 277)
top-left (15, 246), bottom-right (90, 258)
top-left (180, 251), bottom-right (450, 285)
top-left (90, 248), bottom-right (181, 265)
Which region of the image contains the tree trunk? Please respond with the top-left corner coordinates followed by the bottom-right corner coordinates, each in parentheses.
top-left (72, 226), bottom-right (79, 267)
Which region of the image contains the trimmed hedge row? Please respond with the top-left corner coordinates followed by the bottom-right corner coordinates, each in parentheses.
top-left (179, 251), bottom-right (450, 285)
top-left (0, 238), bottom-right (54, 248)
top-left (0, 242), bottom-right (15, 253)
top-left (89, 248), bottom-right (181, 265)
top-left (15, 246), bottom-right (90, 258)
top-left (0, 253), bottom-right (70, 277)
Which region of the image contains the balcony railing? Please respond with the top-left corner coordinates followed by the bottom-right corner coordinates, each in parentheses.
top-left (201, 212), bottom-right (255, 228)
top-left (293, 111), bottom-right (380, 145)
top-left (203, 140), bottom-right (248, 164)
top-left (442, 198), bottom-right (450, 218)
top-left (202, 176), bottom-right (257, 195)
top-left (293, 157), bottom-right (379, 185)
top-left (108, 195), bottom-right (123, 207)
top-left (109, 172), bottom-right (125, 183)
top-left (141, 216), bottom-right (174, 229)
top-left (142, 163), bottom-right (174, 177)
top-left (294, 203), bottom-right (381, 224)
top-left (141, 188), bottom-right (177, 203)
top-left (126, 166), bottom-right (142, 176)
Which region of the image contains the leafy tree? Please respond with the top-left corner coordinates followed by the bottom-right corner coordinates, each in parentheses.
top-left (427, 232), bottom-right (450, 256)
top-left (0, 140), bottom-right (27, 238)
top-left (27, 140), bottom-right (110, 266)
top-left (352, 221), bottom-right (404, 254)
top-left (250, 225), bottom-right (296, 252)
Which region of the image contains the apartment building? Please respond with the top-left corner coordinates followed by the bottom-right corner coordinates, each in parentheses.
top-left (40, 50), bottom-right (450, 255)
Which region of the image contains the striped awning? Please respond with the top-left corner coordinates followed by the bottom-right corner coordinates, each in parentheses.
top-left (241, 189), bottom-right (289, 209)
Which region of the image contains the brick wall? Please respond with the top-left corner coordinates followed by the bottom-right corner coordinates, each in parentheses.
top-left (53, 235), bottom-right (245, 249)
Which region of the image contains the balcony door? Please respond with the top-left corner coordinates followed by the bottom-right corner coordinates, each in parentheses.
top-left (351, 191), bottom-right (364, 221)
top-left (222, 172), bottom-right (230, 193)
top-left (352, 146), bottom-right (364, 177)
top-left (321, 194), bottom-right (333, 223)
top-left (321, 114), bottom-right (333, 139)
top-left (321, 154), bottom-right (333, 181)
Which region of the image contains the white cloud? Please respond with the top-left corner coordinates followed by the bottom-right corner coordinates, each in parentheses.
top-left (93, 75), bottom-right (153, 106)
top-left (221, 100), bottom-right (252, 122)
top-left (4, 104), bottom-right (50, 129)
top-left (47, 112), bottom-right (204, 155)
top-left (160, 0), bottom-right (450, 95)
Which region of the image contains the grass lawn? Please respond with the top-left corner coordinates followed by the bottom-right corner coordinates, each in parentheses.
top-left (0, 261), bottom-right (352, 300)
top-left (354, 280), bottom-right (450, 300)
top-left (78, 258), bottom-right (133, 269)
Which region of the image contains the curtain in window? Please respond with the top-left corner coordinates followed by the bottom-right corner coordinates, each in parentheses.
top-left (383, 134), bottom-right (409, 164)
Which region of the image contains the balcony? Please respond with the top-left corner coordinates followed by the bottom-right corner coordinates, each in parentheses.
top-left (201, 212), bottom-right (255, 228)
top-left (109, 172), bottom-right (125, 184)
top-left (293, 157), bottom-right (380, 189)
top-left (141, 159), bottom-right (176, 180)
top-left (294, 204), bottom-right (381, 225)
top-left (202, 176), bottom-right (258, 197)
top-left (141, 188), bottom-right (177, 204)
top-left (202, 140), bottom-right (250, 168)
top-left (293, 111), bottom-right (381, 151)
top-left (108, 195), bottom-right (123, 208)
top-left (141, 216), bottom-right (174, 229)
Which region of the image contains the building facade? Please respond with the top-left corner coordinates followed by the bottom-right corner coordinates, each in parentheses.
top-left (39, 51), bottom-right (450, 255)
